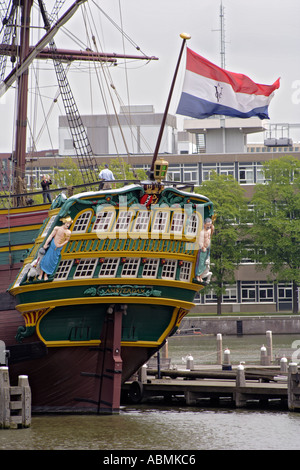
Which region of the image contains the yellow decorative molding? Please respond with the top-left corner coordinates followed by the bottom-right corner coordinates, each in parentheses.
top-left (16, 296), bottom-right (195, 313)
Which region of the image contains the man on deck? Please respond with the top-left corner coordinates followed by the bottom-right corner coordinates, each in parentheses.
top-left (99, 164), bottom-right (115, 189)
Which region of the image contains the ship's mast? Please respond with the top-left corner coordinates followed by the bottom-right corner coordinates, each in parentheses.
top-left (13, 0), bottom-right (33, 196)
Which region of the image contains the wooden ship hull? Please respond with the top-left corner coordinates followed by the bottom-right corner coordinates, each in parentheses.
top-left (5, 182), bottom-right (213, 412)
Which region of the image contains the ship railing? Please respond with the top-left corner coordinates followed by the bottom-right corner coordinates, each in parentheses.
top-left (0, 180), bottom-right (195, 209)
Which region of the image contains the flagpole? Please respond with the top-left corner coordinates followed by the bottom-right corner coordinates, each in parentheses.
top-left (149, 32), bottom-right (191, 179)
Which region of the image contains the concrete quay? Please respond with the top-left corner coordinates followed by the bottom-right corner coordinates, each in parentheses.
top-left (179, 315), bottom-right (300, 336)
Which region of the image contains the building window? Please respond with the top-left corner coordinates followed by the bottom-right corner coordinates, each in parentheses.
top-left (74, 258), bottom-right (97, 278)
top-left (183, 166), bottom-right (198, 183)
top-left (241, 281), bottom-right (256, 302)
top-left (222, 284), bottom-right (237, 302)
top-left (72, 211), bottom-right (92, 233)
top-left (277, 283), bottom-right (293, 302)
top-left (202, 163), bottom-right (217, 181)
top-left (239, 163), bottom-right (254, 184)
top-left (161, 260), bottom-right (177, 280)
top-left (259, 282), bottom-right (274, 302)
top-left (256, 163), bottom-right (266, 184)
top-left (121, 258), bottom-right (140, 277)
top-left (167, 165), bottom-right (181, 182)
top-left (98, 258), bottom-right (120, 277)
top-left (142, 258), bottom-right (160, 278)
top-left (240, 241), bottom-right (256, 264)
top-left (55, 260), bottom-right (73, 280)
top-left (179, 261), bottom-right (192, 282)
top-left (202, 163), bottom-right (234, 180)
top-left (220, 163), bottom-right (235, 178)
top-left (203, 290), bottom-right (218, 303)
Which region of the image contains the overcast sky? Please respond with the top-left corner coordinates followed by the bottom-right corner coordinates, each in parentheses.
top-left (1, 0), bottom-right (300, 152)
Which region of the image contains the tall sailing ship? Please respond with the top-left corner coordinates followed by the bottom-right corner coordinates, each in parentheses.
top-left (0, 1), bottom-right (214, 413)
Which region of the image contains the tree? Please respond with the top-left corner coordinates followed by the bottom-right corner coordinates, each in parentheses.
top-left (195, 172), bottom-right (248, 315)
top-left (249, 156), bottom-right (300, 314)
top-left (53, 157), bottom-right (84, 193)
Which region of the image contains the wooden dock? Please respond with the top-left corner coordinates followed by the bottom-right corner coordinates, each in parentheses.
top-left (122, 363), bottom-right (300, 411)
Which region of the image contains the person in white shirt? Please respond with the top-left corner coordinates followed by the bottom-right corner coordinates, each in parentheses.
top-left (98, 164), bottom-right (115, 189)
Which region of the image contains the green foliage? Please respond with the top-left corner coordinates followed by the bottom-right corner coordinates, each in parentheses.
top-left (250, 156), bottom-right (300, 285)
top-left (52, 157), bottom-right (84, 194)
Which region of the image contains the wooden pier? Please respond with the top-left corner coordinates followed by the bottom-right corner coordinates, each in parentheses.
top-left (0, 367), bottom-right (31, 429)
top-left (122, 362), bottom-right (300, 411)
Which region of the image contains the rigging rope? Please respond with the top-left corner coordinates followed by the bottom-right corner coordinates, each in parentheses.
top-left (83, 2), bottom-right (153, 162)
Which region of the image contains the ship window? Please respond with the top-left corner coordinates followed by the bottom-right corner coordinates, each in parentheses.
top-left (98, 258), bottom-right (120, 277)
top-left (142, 258), bottom-right (159, 278)
top-left (72, 211), bottom-right (92, 233)
top-left (41, 215), bottom-right (57, 238)
top-left (74, 258), bottom-right (97, 278)
top-left (133, 210), bottom-right (150, 232)
top-left (115, 210), bottom-right (134, 232)
top-left (185, 213), bottom-right (199, 236)
top-left (54, 260), bottom-right (73, 280)
top-left (93, 210), bottom-right (115, 232)
top-left (152, 210), bottom-right (169, 233)
top-left (170, 212), bottom-right (185, 234)
top-left (161, 260), bottom-right (177, 280)
top-left (179, 261), bottom-right (192, 282)
top-left (121, 258), bottom-right (140, 277)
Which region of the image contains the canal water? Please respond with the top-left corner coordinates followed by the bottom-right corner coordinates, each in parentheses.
top-left (1, 334), bottom-right (300, 451)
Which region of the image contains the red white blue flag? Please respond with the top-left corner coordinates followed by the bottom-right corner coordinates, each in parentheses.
top-left (176, 48), bottom-right (280, 120)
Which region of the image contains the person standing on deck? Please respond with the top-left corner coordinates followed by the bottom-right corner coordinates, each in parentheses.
top-left (98, 164), bottom-right (115, 189)
top-left (41, 175), bottom-right (52, 203)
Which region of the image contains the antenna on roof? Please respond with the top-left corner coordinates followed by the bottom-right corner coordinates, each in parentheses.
top-left (212, 1), bottom-right (226, 69)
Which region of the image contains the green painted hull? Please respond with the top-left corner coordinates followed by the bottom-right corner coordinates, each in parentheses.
top-left (38, 303), bottom-right (174, 343)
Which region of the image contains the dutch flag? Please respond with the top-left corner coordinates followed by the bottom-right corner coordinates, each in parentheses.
top-left (176, 48), bottom-right (280, 120)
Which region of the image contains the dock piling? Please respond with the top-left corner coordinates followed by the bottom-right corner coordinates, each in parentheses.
top-left (217, 334), bottom-right (223, 365)
top-left (186, 354), bottom-right (194, 370)
top-left (0, 367), bottom-right (31, 429)
top-left (266, 330), bottom-right (273, 363)
top-left (222, 348), bottom-right (232, 370)
top-left (0, 367), bottom-right (10, 428)
top-left (235, 364), bottom-right (247, 408)
top-left (288, 362), bottom-right (300, 411)
top-left (280, 357), bottom-right (288, 373)
top-left (260, 345), bottom-right (269, 366)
